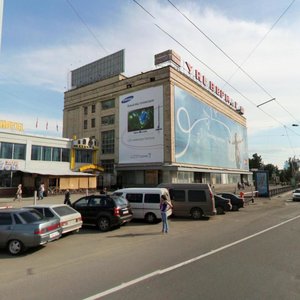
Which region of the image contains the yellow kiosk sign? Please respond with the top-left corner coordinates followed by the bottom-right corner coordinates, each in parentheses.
top-left (0, 120), bottom-right (24, 132)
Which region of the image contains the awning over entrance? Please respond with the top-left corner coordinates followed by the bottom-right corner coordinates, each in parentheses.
top-left (20, 168), bottom-right (94, 176)
top-left (79, 164), bottom-right (104, 172)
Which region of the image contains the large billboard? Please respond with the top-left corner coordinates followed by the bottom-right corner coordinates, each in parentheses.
top-left (119, 86), bottom-right (164, 164)
top-left (71, 50), bottom-right (125, 88)
top-left (175, 86), bottom-right (249, 170)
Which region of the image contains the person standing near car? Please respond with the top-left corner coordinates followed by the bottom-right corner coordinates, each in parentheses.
top-left (14, 184), bottom-right (22, 202)
top-left (64, 189), bottom-right (71, 206)
top-left (160, 194), bottom-right (173, 234)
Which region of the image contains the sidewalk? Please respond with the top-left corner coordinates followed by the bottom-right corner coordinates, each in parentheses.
top-left (0, 193), bottom-right (87, 208)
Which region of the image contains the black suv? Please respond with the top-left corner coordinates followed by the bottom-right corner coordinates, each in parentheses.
top-left (216, 193), bottom-right (244, 211)
top-left (72, 195), bottom-right (133, 232)
top-left (214, 194), bottom-right (232, 214)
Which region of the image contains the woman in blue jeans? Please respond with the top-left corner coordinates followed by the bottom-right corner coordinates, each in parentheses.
top-left (160, 194), bottom-right (173, 234)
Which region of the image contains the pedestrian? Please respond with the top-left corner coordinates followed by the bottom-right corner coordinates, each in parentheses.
top-left (14, 184), bottom-right (22, 202)
top-left (160, 194), bottom-right (173, 234)
top-left (100, 187), bottom-right (107, 195)
top-left (64, 189), bottom-right (71, 206)
top-left (38, 183), bottom-right (45, 200)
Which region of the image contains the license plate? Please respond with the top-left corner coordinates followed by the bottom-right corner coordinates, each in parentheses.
top-left (122, 209), bottom-right (129, 214)
top-left (50, 231), bottom-right (60, 239)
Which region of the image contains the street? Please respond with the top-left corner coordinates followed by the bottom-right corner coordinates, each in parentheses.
top-left (1, 192), bottom-right (300, 300)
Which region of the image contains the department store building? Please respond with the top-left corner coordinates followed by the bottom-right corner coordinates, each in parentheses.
top-left (63, 50), bottom-right (252, 189)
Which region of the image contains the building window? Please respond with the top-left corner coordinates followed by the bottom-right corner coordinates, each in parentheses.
top-left (84, 120), bottom-right (88, 130)
top-left (91, 104), bottom-right (96, 113)
top-left (0, 142), bottom-right (13, 159)
top-left (101, 130), bottom-right (114, 154)
top-left (52, 148), bottom-right (61, 161)
top-left (100, 159), bottom-right (114, 173)
top-left (101, 115), bottom-right (115, 126)
top-left (31, 145), bottom-right (42, 160)
top-left (84, 106), bottom-right (88, 115)
top-left (0, 142), bottom-right (26, 160)
top-left (91, 118), bottom-right (96, 128)
top-left (75, 149), bottom-right (93, 163)
top-left (62, 148), bottom-right (70, 162)
top-left (42, 147), bottom-right (52, 161)
top-left (101, 99), bottom-right (115, 110)
top-left (13, 143), bottom-right (26, 160)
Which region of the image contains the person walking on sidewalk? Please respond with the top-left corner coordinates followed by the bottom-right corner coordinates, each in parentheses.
top-left (160, 194), bottom-right (173, 234)
top-left (64, 189), bottom-right (71, 206)
top-left (14, 184), bottom-right (22, 202)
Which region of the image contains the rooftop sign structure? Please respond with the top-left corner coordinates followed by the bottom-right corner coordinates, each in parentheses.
top-left (0, 120), bottom-right (24, 132)
top-left (71, 49), bottom-right (125, 89)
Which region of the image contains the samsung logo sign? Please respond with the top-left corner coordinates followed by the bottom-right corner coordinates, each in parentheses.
top-left (121, 96), bottom-right (134, 103)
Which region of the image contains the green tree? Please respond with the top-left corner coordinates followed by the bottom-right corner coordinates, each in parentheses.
top-left (249, 153), bottom-right (263, 170)
top-left (263, 163), bottom-right (279, 181)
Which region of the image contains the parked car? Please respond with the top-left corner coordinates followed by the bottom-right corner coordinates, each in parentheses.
top-left (112, 188), bottom-right (172, 223)
top-left (216, 192), bottom-right (244, 211)
top-left (0, 208), bottom-right (61, 255)
top-left (157, 183), bottom-right (216, 219)
top-left (214, 194), bottom-right (232, 214)
top-left (292, 189), bottom-right (300, 201)
top-left (72, 194), bottom-right (133, 231)
top-left (24, 204), bottom-right (82, 234)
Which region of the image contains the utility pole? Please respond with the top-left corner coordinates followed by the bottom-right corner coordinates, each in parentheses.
top-left (0, 0), bottom-right (3, 52)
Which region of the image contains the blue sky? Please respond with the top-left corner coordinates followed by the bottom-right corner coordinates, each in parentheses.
top-left (1, 0), bottom-right (300, 168)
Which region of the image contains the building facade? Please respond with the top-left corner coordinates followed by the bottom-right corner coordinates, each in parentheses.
top-left (63, 50), bottom-right (251, 189)
top-left (0, 129), bottom-right (97, 197)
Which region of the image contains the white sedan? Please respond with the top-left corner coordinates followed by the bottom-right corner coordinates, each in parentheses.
top-left (24, 204), bottom-right (82, 234)
top-left (292, 189), bottom-right (300, 201)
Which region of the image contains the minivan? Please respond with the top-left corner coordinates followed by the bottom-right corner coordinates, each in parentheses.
top-left (112, 188), bottom-right (172, 223)
top-left (157, 183), bottom-right (216, 219)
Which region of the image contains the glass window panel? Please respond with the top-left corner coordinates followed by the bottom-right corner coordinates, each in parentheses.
top-left (101, 115), bottom-right (115, 126)
top-left (62, 148), bottom-right (70, 162)
top-left (43, 147), bottom-right (52, 161)
top-left (0, 142), bottom-right (13, 159)
top-left (52, 148), bottom-right (61, 161)
top-left (31, 145), bottom-right (42, 160)
top-left (101, 99), bottom-right (115, 110)
top-left (13, 143), bottom-right (26, 160)
top-left (101, 130), bottom-right (114, 154)
top-left (144, 194), bottom-right (160, 204)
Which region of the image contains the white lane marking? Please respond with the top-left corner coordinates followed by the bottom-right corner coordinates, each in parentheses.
top-left (83, 214), bottom-right (300, 300)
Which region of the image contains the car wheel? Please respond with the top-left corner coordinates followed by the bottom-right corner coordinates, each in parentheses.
top-left (191, 208), bottom-right (203, 220)
top-left (216, 206), bottom-right (225, 215)
top-left (145, 213), bottom-right (157, 224)
top-left (7, 239), bottom-right (24, 255)
top-left (232, 205), bottom-right (239, 211)
top-left (97, 217), bottom-right (110, 232)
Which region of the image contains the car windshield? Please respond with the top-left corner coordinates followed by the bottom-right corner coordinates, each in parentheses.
top-left (112, 196), bottom-right (128, 207)
top-left (53, 206), bottom-right (77, 216)
top-left (18, 210), bottom-right (43, 223)
top-left (294, 190), bottom-right (300, 193)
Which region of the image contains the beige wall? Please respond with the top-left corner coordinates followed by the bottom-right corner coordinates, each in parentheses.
top-left (63, 66), bottom-right (247, 170)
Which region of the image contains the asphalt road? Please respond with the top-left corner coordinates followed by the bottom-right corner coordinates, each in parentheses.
top-left (1, 192), bottom-right (300, 300)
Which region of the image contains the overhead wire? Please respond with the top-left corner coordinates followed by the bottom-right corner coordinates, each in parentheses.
top-left (167, 0), bottom-right (299, 124)
top-left (65, 0), bottom-right (108, 54)
top-left (132, 0), bottom-right (300, 138)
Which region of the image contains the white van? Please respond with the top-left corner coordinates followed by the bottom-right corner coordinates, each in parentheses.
top-left (112, 188), bottom-right (172, 223)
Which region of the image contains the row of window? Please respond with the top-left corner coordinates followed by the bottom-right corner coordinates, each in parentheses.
top-left (84, 115), bottom-right (115, 129)
top-left (31, 146), bottom-right (70, 162)
top-left (0, 142), bottom-right (26, 160)
top-left (83, 99), bottom-right (115, 115)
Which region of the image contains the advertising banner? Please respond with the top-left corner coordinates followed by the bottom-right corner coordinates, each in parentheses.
top-left (119, 86), bottom-right (164, 163)
top-left (175, 86), bottom-right (249, 170)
